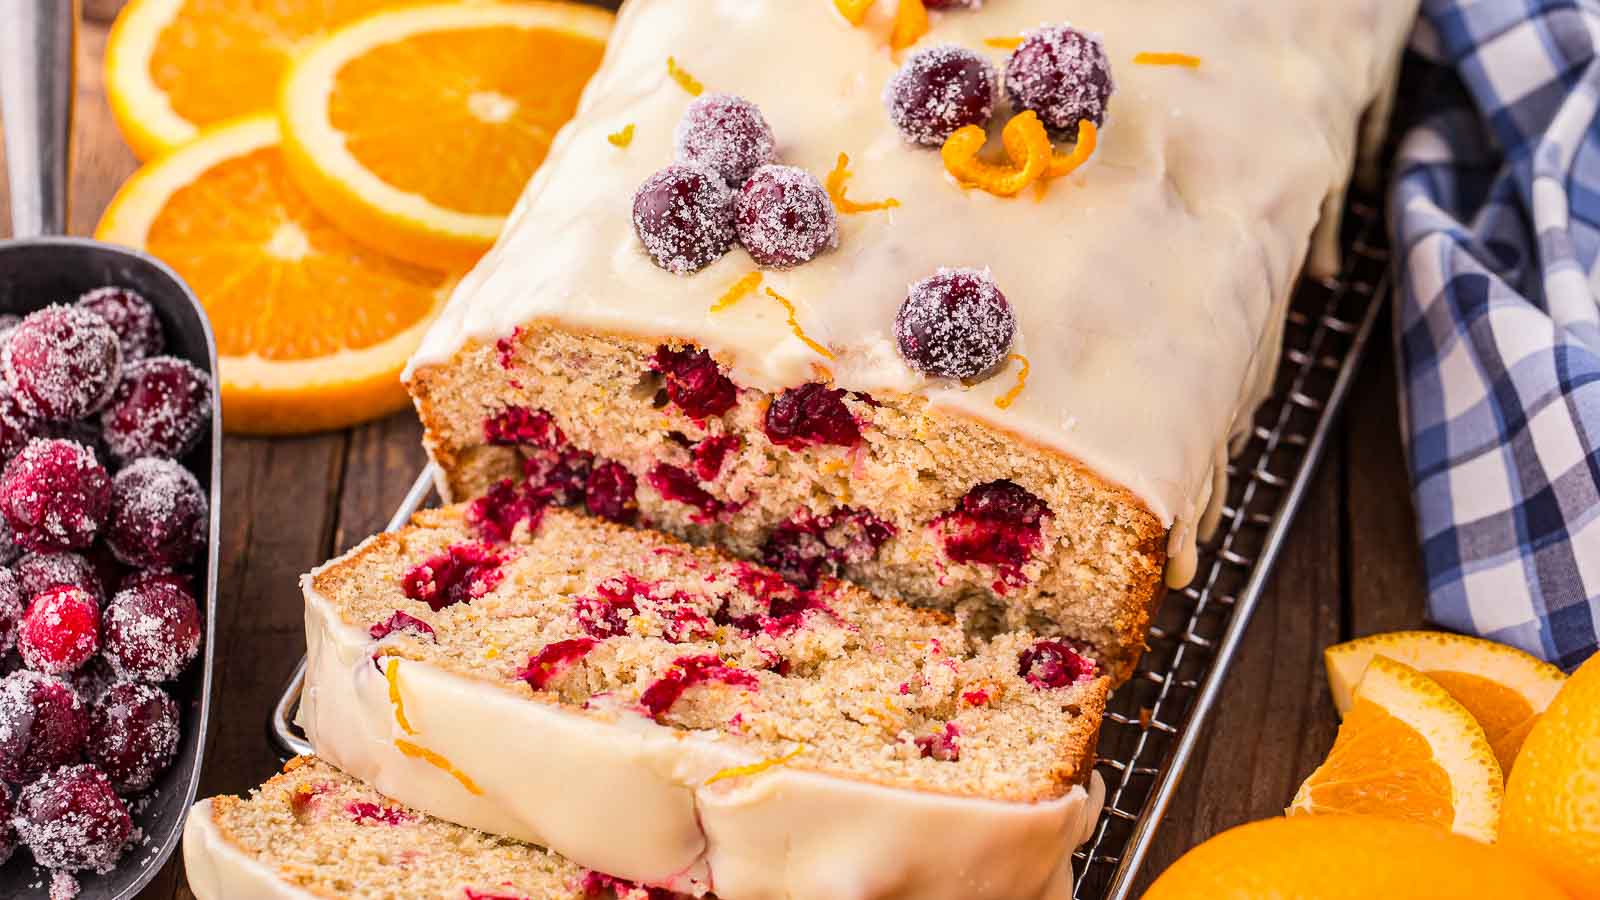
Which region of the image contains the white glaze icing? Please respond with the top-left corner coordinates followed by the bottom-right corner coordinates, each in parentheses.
top-left (183, 799), bottom-right (320, 900)
top-left (406, 0), bottom-right (1417, 582)
top-left (297, 570), bottom-right (1104, 900)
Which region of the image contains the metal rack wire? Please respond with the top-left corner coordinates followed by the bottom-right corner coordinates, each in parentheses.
top-left (269, 189), bottom-right (1392, 898)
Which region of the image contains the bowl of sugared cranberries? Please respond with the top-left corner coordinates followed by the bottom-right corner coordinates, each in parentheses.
top-left (0, 249), bottom-right (219, 899)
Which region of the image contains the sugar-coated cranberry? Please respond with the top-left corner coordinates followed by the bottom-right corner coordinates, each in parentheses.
top-left (99, 356), bottom-right (213, 463)
top-left (87, 681), bottom-right (180, 794)
top-left (1018, 640), bottom-right (1096, 689)
top-left (896, 268), bottom-right (1014, 379)
top-left (652, 345), bottom-right (738, 420)
top-left (0, 438), bottom-right (112, 552)
top-left (691, 435), bottom-right (740, 482)
top-left (516, 637), bottom-right (598, 690)
top-left (0, 670), bottom-right (88, 783)
top-left (369, 610), bottom-right (435, 641)
top-left (402, 543), bottom-right (505, 612)
top-left (674, 93), bottom-right (777, 185)
top-left (763, 383), bottom-right (862, 449)
top-left (585, 461), bottom-right (638, 525)
top-left (735, 165), bottom-right (838, 269)
top-left (2, 306), bottom-right (122, 420)
top-left (0, 567), bottom-right (20, 654)
top-left (1004, 25), bottom-right (1114, 136)
top-left (0, 390), bottom-right (37, 462)
top-left (14, 764), bottom-right (132, 872)
top-left (915, 722), bottom-right (961, 761)
top-left (16, 551), bottom-right (102, 600)
top-left (935, 480), bottom-right (1051, 586)
top-left (101, 580), bottom-right (203, 683)
top-left (639, 654), bottom-right (759, 719)
top-left (482, 406), bottom-right (564, 449)
top-left (760, 506), bottom-right (895, 587)
top-left (0, 783), bottom-right (13, 866)
top-left (633, 163), bottom-right (736, 275)
top-left (105, 458), bottom-right (208, 569)
top-left (18, 586), bottom-right (100, 675)
top-left (884, 45), bottom-right (998, 146)
top-left (77, 287), bottom-right (165, 363)
top-left (646, 463), bottom-right (728, 522)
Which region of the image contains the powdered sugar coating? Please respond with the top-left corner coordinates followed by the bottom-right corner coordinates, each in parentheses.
top-left (0, 670), bottom-right (88, 783)
top-left (735, 165), bottom-right (839, 269)
top-left (77, 287), bottom-right (166, 364)
top-left (14, 763), bottom-right (132, 873)
top-left (105, 458), bottom-right (207, 569)
top-left (0, 439), bottom-right (112, 552)
top-left (101, 580), bottom-right (202, 683)
top-left (18, 587), bottom-right (101, 675)
top-left (895, 268), bottom-right (1014, 379)
top-left (884, 45), bottom-right (998, 146)
top-left (674, 93), bottom-right (777, 185)
top-left (1003, 25), bottom-right (1114, 135)
top-left (632, 163), bottom-right (737, 274)
top-left (98, 356), bottom-right (213, 464)
top-left (16, 552), bottom-right (102, 601)
top-left (87, 681), bottom-right (179, 794)
top-left (1, 307), bottom-right (122, 421)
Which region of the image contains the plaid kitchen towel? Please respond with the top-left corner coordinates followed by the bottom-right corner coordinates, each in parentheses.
top-left (1391, 0), bottom-right (1600, 670)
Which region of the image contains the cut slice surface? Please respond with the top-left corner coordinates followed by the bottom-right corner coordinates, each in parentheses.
top-left (1291, 656), bottom-right (1503, 843)
top-left (278, 2), bottom-right (612, 269)
top-left (1325, 631), bottom-right (1566, 774)
top-left (95, 113), bottom-right (454, 435)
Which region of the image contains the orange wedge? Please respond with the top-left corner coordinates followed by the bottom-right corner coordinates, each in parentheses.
top-left (1290, 656), bottom-right (1503, 843)
top-left (95, 114), bottom-right (454, 435)
top-left (105, 0), bottom-right (433, 160)
top-left (277, 2), bottom-right (611, 270)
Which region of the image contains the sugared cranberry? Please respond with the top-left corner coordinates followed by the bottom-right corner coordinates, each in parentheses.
top-left (896, 268), bottom-right (1014, 379)
top-left (516, 638), bottom-right (598, 690)
top-left (760, 506), bottom-right (895, 587)
top-left (692, 435), bottom-right (740, 482)
top-left (0, 567), bottom-right (20, 654)
top-left (18, 586), bottom-right (100, 675)
top-left (369, 610), bottom-right (435, 641)
top-left (14, 764), bottom-right (132, 872)
top-left (915, 722), bottom-right (961, 761)
top-left (674, 93), bottom-right (777, 185)
top-left (104, 458), bottom-right (207, 569)
top-left (1018, 640), bottom-right (1096, 689)
top-left (77, 287), bottom-right (165, 363)
top-left (2, 306), bottom-right (122, 420)
top-left (401, 543), bottom-right (505, 612)
top-left (16, 551), bottom-right (102, 600)
top-left (633, 163), bottom-right (736, 274)
top-left (101, 580), bottom-right (202, 683)
top-left (0, 671), bottom-right (88, 783)
top-left (87, 682), bottom-right (179, 794)
top-left (736, 165), bottom-right (838, 269)
top-left (646, 463), bottom-right (727, 521)
top-left (639, 654), bottom-right (759, 719)
top-left (884, 45), bottom-right (998, 146)
top-left (0, 438), bottom-right (112, 552)
top-left (1004, 25), bottom-right (1114, 136)
top-left (0, 391), bottom-right (37, 462)
top-left (935, 480), bottom-right (1051, 585)
top-left (482, 406), bottom-right (564, 449)
top-left (345, 800), bottom-right (416, 826)
top-left (763, 383), bottom-right (862, 449)
top-left (585, 461), bottom-right (638, 525)
top-left (99, 356), bottom-right (213, 463)
top-left (652, 346), bottom-right (738, 420)
top-left (119, 567), bottom-right (192, 596)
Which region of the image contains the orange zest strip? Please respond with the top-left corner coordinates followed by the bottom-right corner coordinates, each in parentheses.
top-left (384, 658), bottom-right (417, 736)
top-left (890, 0), bottom-right (929, 51)
top-left (984, 35), bottom-right (1024, 49)
top-left (826, 153), bottom-right (900, 214)
top-left (394, 739), bottom-right (484, 795)
top-left (833, 0), bottom-right (873, 26)
top-left (765, 287), bottom-right (836, 360)
top-left (1046, 120), bottom-right (1098, 178)
top-left (607, 124), bottom-right (635, 148)
top-left (667, 57), bottom-right (703, 96)
top-left (705, 744), bottom-right (807, 785)
top-left (711, 271), bottom-right (763, 312)
top-left (1134, 52), bottom-right (1201, 68)
top-left (941, 111), bottom-right (1052, 197)
top-left (994, 353), bottom-right (1030, 409)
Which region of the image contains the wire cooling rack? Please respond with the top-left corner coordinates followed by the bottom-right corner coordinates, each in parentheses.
top-left (268, 186), bottom-right (1392, 898)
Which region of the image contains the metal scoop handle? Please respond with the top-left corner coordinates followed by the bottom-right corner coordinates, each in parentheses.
top-left (0, 0), bottom-right (76, 238)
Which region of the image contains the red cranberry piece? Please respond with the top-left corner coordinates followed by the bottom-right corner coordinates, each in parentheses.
top-left (345, 800), bottom-right (416, 826)
top-left (674, 92), bottom-right (777, 185)
top-left (646, 463), bottom-right (727, 522)
top-left (369, 610), bottom-right (436, 641)
top-left (735, 165), bottom-right (838, 269)
top-left (16, 551), bottom-right (102, 600)
top-left (102, 580), bottom-right (203, 683)
top-left (99, 356), bottom-right (213, 464)
top-left (14, 764), bottom-right (132, 872)
top-left (585, 461), bottom-right (638, 525)
top-left (896, 268), bottom-right (1014, 379)
top-left (915, 722), bottom-right (961, 761)
top-left (524, 448), bottom-right (592, 508)
top-left (18, 586), bottom-right (100, 675)
top-left (2, 306), bottom-right (122, 420)
top-left (467, 478), bottom-right (545, 543)
top-left (516, 638), bottom-right (598, 690)
top-left (573, 575), bottom-right (644, 639)
top-left (77, 287), bottom-right (165, 363)
top-left (0, 438), bottom-right (112, 552)
top-left (633, 163), bottom-right (736, 274)
top-left (652, 346), bottom-right (737, 420)
top-left (1004, 25), bottom-right (1114, 136)
top-left (482, 406), bottom-right (564, 449)
top-left (760, 506), bottom-right (895, 587)
top-left (763, 383), bottom-right (862, 449)
top-left (691, 435), bottom-right (739, 482)
top-left (884, 45), bottom-right (998, 146)
top-left (87, 681), bottom-right (179, 794)
top-left (0, 390), bottom-right (37, 462)
top-left (401, 543), bottom-right (505, 612)
top-left (935, 480), bottom-right (1051, 584)
top-left (0, 568), bottom-right (20, 654)
top-left (639, 655), bottom-right (759, 719)
top-left (1018, 640), bottom-right (1096, 689)
top-left (105, 458), bottom-right (208, 569)
top-left (0, 671), bottom-right (88, 783)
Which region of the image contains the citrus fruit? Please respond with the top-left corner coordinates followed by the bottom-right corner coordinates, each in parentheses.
top-left (1289, 656), bottom-right (1502, 842)
top-left (1501, 650), bottom-right (1600, 898)
top-left (105, 0), bottom-right (433, 160)
top-left (1143, 815), bottom-right (1568, 900)
top-left (277, 2), bottom-right (612, 270)
top-left (95, 114), bottom-right (454, 435)
top-left (1325, 631), bottom-right (1566, 774)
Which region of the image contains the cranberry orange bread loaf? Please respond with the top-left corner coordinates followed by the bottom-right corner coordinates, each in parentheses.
top-left (404, 0), bottom-right (1418, 682)
top-left (298, 505), bottom-right (1106, 899)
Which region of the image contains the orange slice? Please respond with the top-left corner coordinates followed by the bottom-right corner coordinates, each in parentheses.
top-left (1290, 656), bottom-right (1503, 843)
top-left (95, 114), bottom-right (453, 435)
top-left (104, 0), bottom-right (432, 160)
top-left (277, 2), bottom-right (612, 270)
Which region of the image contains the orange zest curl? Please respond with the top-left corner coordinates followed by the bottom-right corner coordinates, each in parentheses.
top-left (983, 35), bottom-right (1024, 49)
top-left (826, 153), bottom-right (900, 214)
top-left (994, 353), bottom-right (1030, 409)
top-left (385, 658), bottom-right (417, 736)
top-left (666, 56), bottom-right (703, 96)
top-left (607, 124), bottom-right (635, 148)
top-left (1134, 52), bottom-right (1201, 68)
top-left (705, 744), bottom-right (807, 785)
top-left (833, 0), bottom-right (873, 26)
top-left (941, 111), bottom-right (1052, 197)
top-left (394, 740), bottom-right (484, 795)
top-left (1045, 120), bottom-right (1098, 178)
top-left (765, 287), bottom-right (835, 360)
top-left (890, 0), bottom-right (929, 51)
top-left (711, 272), bottom-right (763, 312)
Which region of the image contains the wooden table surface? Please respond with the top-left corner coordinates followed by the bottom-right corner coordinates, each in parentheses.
top-left (3, 7), bottom-right (1429, 898)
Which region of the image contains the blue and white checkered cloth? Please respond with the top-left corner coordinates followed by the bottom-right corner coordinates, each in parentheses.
top-left (1392, 0), bottom-right (1600, 670)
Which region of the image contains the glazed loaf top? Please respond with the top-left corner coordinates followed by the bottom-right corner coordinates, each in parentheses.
top-left (407, 0), bottom-right (1416, 563)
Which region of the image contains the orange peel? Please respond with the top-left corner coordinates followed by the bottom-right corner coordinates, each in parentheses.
top-left (826, 153), bottom-right (900, 214)
top-left (711, 272), bottom-right (763, 312)
top-left (834, 0), bottom-right (873, 26)
top-left (890, 0), bottom-right (929, 51)
top-left (766, 287), bottom-right (835, 360)
top-left (1134, 51), bottom-right (1201, 68)
top-left (705, 744), bottom-right (806, 785)
top-left (984, 35), bottom-right (1024, 49)
top-left (607, 123), bottom-right (635, 147)
top-left (394, 739), bottom-right (484, 795)
top-left (941, 111), bottom-right (1052, 197)
top-left (1045, 120), bottom-right (1098, 178)
top-left (994, 353), bottom-right (1030, 409)
top-left (667, 56), bottom-right (703, 95)
top-left (384, 657), bottom-right (417, 735)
